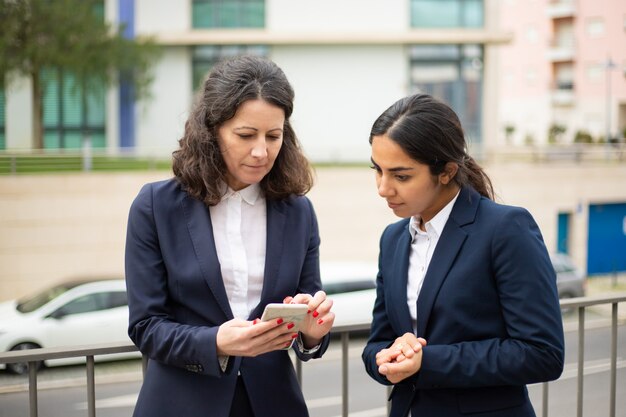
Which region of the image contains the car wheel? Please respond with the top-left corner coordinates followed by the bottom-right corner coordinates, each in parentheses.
top-left (7, 343), bottom-right (43, 375)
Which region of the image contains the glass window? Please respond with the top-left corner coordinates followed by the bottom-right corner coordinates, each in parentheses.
top-left (0, 90), bottom-right (5, 150)
top-left (192, 45), bottom-right (268, 91)
top-left (107, 291), bottom-right (128, 309)
top-left (409, 44), bottom-right (483, 145)
top-left (54, 293), bottom-right (107, 316)
top-left (40, 68), bottom-right (106, 150)
top-left (411, 0), bottom-right (483, 28)
top-left (193, 0), bottom-right (265, 29)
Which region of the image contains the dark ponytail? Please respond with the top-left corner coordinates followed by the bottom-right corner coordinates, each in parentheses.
top-left (369, 94), bottom-right (494, 200)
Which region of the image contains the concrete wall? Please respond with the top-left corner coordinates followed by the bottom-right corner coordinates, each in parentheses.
top-left (1, 163), bottom-right (626, 301)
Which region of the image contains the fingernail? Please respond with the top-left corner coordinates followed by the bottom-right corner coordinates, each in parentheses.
top-left (312, 311), bottom-right (319, 318)
top-left (284, 342), bottom-right (292, 347)
top-left (277, 318), bottom-right (283, 325)
top-left (253, 319), bottom-right (260, 325)
top-left (291, 333), bottom-right (298, 339)
top-left (287, 323), bottom-right (295, 329)
top-left (317, 319), bottom-right (324, 325)
top-left (283, 297), bottom-right (290, 303)
top-left (307, 310), bottom-right (311, 314)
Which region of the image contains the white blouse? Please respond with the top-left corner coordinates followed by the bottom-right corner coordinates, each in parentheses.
top-left (209, 183), bottom-right (266, 319)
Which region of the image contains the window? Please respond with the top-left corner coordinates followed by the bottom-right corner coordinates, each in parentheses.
top-left (40, 1), bottom-right (106, 150)
top-left (193, 0), bottom-right (265, 28)
top-left (586, 17), bottom-right (605, 38)
top-left (55, 293), bottom-right (107, 316)
top-left (192, 45), bottom-right (268, 91)
top-left (409, 44), bottom-right (483, 144)
top-left (0, 90), bottom-right (5, 150)
top-left (107, 291), bottom-right (128, 309)
top-left (411, 0), bottom-right (483, 28)
top-left (41, 69), bottom-right (106, 149)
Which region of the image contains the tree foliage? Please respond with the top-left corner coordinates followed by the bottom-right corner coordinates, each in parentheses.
top-left (0, 0), bottom-right (161, 148)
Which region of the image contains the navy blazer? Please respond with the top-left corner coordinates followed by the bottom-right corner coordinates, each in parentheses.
top-left (125, 178), bottom-right (329, 417)
top-left (362, 186), bottom-right (564, 417)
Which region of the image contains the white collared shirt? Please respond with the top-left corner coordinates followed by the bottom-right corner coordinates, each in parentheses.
top-left (407, 191), bottom-right (460, 333)
top-left (209, 183), bottom-right (266, 319)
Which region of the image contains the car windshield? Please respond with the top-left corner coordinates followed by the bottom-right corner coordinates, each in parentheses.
top-left (16, 281), bottom-right (88, 313)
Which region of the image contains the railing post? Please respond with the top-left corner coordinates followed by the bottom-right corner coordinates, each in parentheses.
top-left (341, 332), bottom-right (349, 417)
top-left (609, 302), bottom-right (617, 417)
top-left (86, 355), bottom-right (96, 417)
top-left (541, 382), bottom-right (548, 417)
top-left (142, 354), bottom-right (148, 377)
top-left (28, 361), bottom-right (38, 417)
top-left (576, 306), bottom-right (585, 417)
top-left (296, 355), bottom-right (302, 387)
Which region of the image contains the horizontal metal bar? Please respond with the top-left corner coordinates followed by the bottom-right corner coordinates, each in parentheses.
top-left (0, 341), bottom-right (138, 364)
top-left (1, 293), bottom-right (624, 366)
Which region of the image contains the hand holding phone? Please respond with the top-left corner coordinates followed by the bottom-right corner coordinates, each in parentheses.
top-left (261, 303), bottom-right (308, 332)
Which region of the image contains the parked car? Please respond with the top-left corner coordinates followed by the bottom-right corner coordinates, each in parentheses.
top-left (320, 261), bottom-right (378, 328)
top-left (551, 252), bottom-right (586, 300)
top-left (0, 278), bottom-right (138, 374)
top-left (320, 254), bottom-right (587, 329)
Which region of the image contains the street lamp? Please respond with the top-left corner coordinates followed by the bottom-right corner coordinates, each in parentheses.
top-left (605, 56), bottom-right (616, 145)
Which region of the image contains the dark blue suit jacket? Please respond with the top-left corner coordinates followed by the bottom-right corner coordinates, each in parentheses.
top-left (125, 178), bottom-right (329, 417)
top-left (362, 186), bottom-right (564, 417)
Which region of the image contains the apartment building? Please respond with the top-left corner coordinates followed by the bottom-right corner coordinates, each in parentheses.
top-left (1, 0), bottom-right (510, 161)
top-left (498, 0), bottom-right (626, 145)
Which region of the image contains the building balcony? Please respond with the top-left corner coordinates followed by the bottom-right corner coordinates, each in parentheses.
top-left (547, 1), bottom-right (576, 19)
top-left (547, 42), bottom-right (575, 62)
top-left (551, 83), bottom-right (575, 106)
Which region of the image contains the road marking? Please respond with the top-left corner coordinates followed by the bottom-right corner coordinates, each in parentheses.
top-left (75, 394), bottom-right (137, 410)
top-left (307, 395), bottom-right (342, 408)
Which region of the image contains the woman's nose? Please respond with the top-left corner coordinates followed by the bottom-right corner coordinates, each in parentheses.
top-left (251, 138), bottom-right (267, 158)
top-left (377, 176), bottom-right (393, 197)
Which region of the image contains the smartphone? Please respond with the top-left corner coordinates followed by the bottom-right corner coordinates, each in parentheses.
top-left (260, 303), bottom-right (308, 332)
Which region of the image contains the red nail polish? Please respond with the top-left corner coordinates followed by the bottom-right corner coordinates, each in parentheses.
top-left (317, 319), bottom-right (324, 325)
top-left (307, 310), bottom-right (311, 314)
top-left (312, 311), bottom-right (319, 318)
top-left (277, 318), bottom-right (283, 325)
top-left (287, 323), bottom-right (295, 329)
top-left (253, 319), bottom-right (259, 325)
top-left (284, 342), bottom-right (292, 347)
top-left (291, 333), bottom-right (298, 339)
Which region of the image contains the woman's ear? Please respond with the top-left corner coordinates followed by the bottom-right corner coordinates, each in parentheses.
top-left (439, 162), bottom-right (459, 185)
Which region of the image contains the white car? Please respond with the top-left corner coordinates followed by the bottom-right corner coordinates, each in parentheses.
top-left (320, 261), bottom-right (378, 328)
top-left (0, 278), bottom-right (138, 374)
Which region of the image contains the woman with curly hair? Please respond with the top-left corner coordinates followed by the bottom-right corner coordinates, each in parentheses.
top-left (125, 55), bottom-right (334, 417)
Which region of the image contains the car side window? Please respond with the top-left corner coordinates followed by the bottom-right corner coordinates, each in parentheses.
top-left (107, 291), bottom-right (128, 309)
top-left (54, 293), bottom-right (107, 317)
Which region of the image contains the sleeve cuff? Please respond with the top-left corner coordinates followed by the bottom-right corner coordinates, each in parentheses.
top-left (218, 355), bottom-right (229, 372)
top-left (296, 333), bottom-right (321, 354)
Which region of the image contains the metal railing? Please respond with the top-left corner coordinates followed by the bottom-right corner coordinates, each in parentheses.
top-left (1, 293), bottom-right (624, 417)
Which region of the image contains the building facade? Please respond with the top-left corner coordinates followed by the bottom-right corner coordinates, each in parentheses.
top-left (1, 0), bottom-right (509, 162)
top-left (498, 0), bottom-right (626, 145)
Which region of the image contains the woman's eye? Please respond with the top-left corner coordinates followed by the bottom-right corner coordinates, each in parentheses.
top-left (395, 175), bottom-right (409, 182)
top-left (267, 135), bottom-right (281, 141)
top-left (238, 134), bottom-right (253, 139)
top-left (369, 165), bottom-right (381, 173)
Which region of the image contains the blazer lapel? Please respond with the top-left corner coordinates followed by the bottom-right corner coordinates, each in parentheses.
top-left (415, 186), bottom-right (479, 337)
top-left (181, 194), bottom-right (233, 319)
top-left (389, 222), bottom-right (414, 334)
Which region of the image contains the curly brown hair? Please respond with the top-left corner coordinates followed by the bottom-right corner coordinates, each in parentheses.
top-left (172, 55), bottom-right (314, 206)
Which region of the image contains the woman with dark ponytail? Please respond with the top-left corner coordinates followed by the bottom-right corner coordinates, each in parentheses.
top-left (362, 94), bottom-right (564, 417)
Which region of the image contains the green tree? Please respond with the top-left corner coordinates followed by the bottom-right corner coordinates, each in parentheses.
top-left (548, 123), bottom-right (566, 144)
top-left (0, 0), bottom-right (160, 149)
